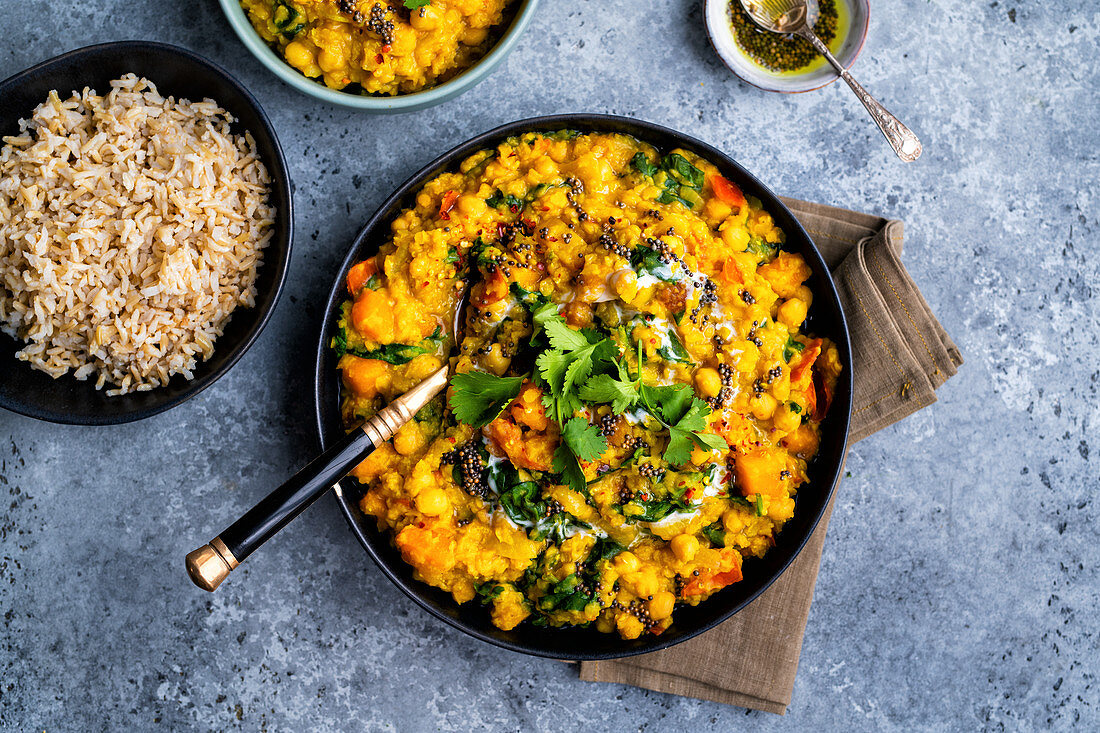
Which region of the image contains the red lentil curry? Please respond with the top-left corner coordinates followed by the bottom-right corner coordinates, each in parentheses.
top-left (333, 131), bottom-right (841, 639)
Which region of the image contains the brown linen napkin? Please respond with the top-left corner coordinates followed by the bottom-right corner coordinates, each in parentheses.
top-left (578, 199), bottom-right (963, 714)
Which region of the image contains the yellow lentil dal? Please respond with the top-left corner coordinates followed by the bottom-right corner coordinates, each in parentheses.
top-left (334, 131), bottom-right (842, 639)
top-left (240, 0), bottom-right (513, 95)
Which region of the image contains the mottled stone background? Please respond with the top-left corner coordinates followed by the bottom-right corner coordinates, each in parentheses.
top-left (1, 0), bottom-right (1097, 730)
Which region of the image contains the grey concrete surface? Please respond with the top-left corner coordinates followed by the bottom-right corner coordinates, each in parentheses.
top-left (1, 0), bottom-right (1097, 730)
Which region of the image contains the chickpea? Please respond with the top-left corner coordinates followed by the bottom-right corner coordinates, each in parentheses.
top-left (694, 367), bottom-right (722, 398)
top-left (632, 572), bottom-right (659, 599)
top-left (721, 224), bottom-right (750, 250)
top-left (778, 297), bottom-right (808, 328)
top-left (750, 392), bottom-right (778, 420)
top-left (616, 613), bottom-right (644, 640)
top-left (284, 41), bottom-right (314, 71)
top-left (613, 551), bottom-right (640, 574)
top-left (736, 342), bottom-right (759, 373)
top-left (670, 534), bottom-right (699, 562)
top-left (408, 255), bottom-right (430, 280)
top-left (463, 27), bottom-right (489, 45)
top-left (563, 300), bottom-right (593, 329)
top-left (771, 375), bottom-right (791, 402)
top-left (409, 5), bottom-right (440, 30)
top-left (456, 194), bottom-right (487, 217)
top-left (482, 343), bottom-right (511, 376)
top-left (773, 403), bottom-right (801, 432)
top-left (722, 508), bottom-right (745, 533)
top-left (703, 197), bottom-right (732, 224)
top-left (394, 421), bottom-right (425, 456)
top-left (317, 46), bottom-right (346, 74)
top-left (535, 155), bottom-right (556, 178)
top-left (648, 591), bottom-right (676, 620)
top-left (609, 269), bottom-right (638, 301)
top-left (415, 487), bottom-right (449, 516)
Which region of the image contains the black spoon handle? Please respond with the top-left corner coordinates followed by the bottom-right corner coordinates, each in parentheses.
top-left (185, 366), bottom-right (449, 591)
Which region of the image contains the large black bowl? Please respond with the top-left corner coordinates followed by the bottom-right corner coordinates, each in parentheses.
top-left (0, 42), bottom-right (292, 425)
top-left (314, 115), bottom-right (852, 660)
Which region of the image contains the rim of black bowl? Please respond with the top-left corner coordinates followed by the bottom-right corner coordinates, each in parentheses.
top-left (314, 114), bottom-right (853, 660)
top-left (0, 41), bottom-right (293, 425)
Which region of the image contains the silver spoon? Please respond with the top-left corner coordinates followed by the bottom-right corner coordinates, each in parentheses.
top-left (740, 0), bottom-right (922, 162)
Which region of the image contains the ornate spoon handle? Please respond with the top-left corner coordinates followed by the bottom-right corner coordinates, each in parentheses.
top-left (799, 30), bottom-right (922, 162)
top-left (185, 365), bottom-right (449, 591)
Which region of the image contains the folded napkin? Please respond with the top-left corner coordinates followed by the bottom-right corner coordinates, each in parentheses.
top-left (578, 199), bottom-right (963, 714)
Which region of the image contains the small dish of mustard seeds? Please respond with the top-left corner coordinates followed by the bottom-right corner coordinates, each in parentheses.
top-left (704, 0), bottom-right (869, 93)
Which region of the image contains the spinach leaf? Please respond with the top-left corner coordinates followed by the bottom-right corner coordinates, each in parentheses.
top-left (629, 245), bottom-right (676, 282)
top-left (631, 152), bottom-right (659, 177)
top-left (662, 153), bottom-right (705, 190)
top-left (474, 582), bottom-right (504, 605)
top-left (702, 522), bottom-right (726, 548)
top-left (346, 326), bottom-right (443, 365)
top-left (498, 480), bottom-right (544, 525)
top-left (658, 331), bottom-right (694, 365)
top-left (485, 189), bottom-right (523, 211)
top-left (510, 281), bottom-right (549, 313)
top-left (782, 336), bottom-right (806, 363)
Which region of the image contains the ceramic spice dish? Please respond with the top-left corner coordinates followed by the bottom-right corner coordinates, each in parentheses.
top-left (704, 0), bottom-right (870, 93)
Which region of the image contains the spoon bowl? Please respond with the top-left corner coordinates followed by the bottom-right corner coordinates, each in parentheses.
top-left (741, 0), bottom-right (818, 33)
top-left (737, 0), bottom-right (922, 161)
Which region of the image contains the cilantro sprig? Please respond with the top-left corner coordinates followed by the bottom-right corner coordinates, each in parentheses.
top-left (448, 371), bottom-right (524, 428)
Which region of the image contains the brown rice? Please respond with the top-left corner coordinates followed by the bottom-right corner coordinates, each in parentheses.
top-left (0, 74), bottom-right (275, 396)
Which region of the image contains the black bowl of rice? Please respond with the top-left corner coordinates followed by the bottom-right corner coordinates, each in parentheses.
top-left (0, 41), bottom-right (292, 425)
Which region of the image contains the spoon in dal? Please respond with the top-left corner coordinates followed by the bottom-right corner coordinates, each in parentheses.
top-left (738, 0), bottom-right (922, 162)
top-left (186, 288), bottom-right (469, 592)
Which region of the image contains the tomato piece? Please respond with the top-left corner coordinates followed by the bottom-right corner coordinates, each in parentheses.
top-left (711, 174), bottom-right (746, 209)
top-left (682, 565), bottom-right (743, 597)
top-left (812, 363), bottom-right (833, 421)
top-left (438, 190), bottom-right (459, 220)
top-left (720, 257), bottom-right (744, 285)
top-left (346, 259), bottom-right (378, 296)
top-left (790, 339), bottom-right (823, 385)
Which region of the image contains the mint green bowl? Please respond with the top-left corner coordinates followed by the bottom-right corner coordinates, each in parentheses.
top-left (218, 0), bottom-right (540, 112)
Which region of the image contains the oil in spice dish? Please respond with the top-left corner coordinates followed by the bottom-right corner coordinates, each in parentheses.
top-left (728, 0), bottom-right (849, 75)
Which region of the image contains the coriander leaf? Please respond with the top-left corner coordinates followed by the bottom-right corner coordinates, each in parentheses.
top-left (561, 417), bottom-right (607, 462)
top-left (403, 0), bottom-right (431, 9)
top-left (578, 373), bottom-right (639, 414)
top-left (663, 427), bottom-right (696, 466)
top-left (553, 443), bottom-right (588, 494)
top-left (662, 398), bottom-right (723, 465)
top-left (449, 371), bottom-right (524, 428)
top-left (645, 383), bottom-right (694, 425)
top-left (562, 344), bottom-right (596, 395)
top-left (536, 350), bottom-right (571, 401)
top-left (689, 431), bottom-right (727, 453)
top-left (544, 318), bottom-right (589, 351)
top-left (533, 302), bottom-right (559, 324)
top-left (676, 397), bottom-right (712, 434)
